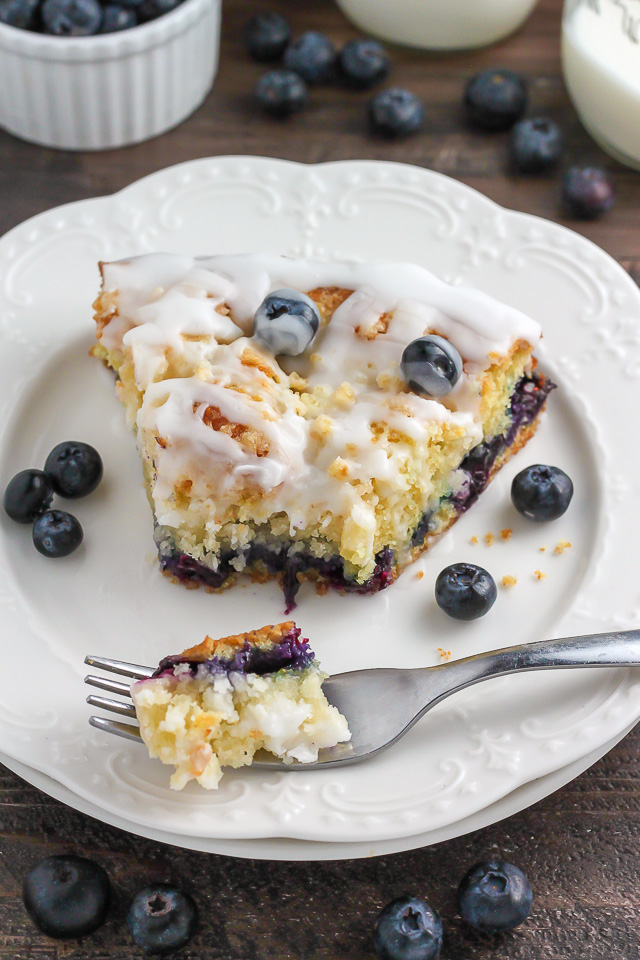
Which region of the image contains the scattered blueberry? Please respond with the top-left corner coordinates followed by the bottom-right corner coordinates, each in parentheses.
top-left (255, 69), bottom-right (308, 117)
top-left (3, 469), bottom-right (53, 524)
top-left (510, 117), bottom-right (563, 173)
top-left (127, 885), bottom-right (198, 956)
top-left (338, 38), bottom-right (389, 90)
top-left (0, 0), bottom-right (39, 29)
top-left (137, 0), bottom-right (179, 21)
top-left (511, 464), bottom-right (573, 521)
top-left (435, 563), bottom-right (497, 621)
top-left (100, 4), bottom-right (136, 32)
top-left (464, 69), bottom-right (527, 132)
top-left (42, 0), bottom-right (102, 35)
top-left (243, 11), bottom-right (290, 62)
top-left (22, 855), bottom-right (110, 939)
top-left (458, 860), bottom-right (533, 933)
top-left (283, 30), bottom-right (336, 84)
top-left (44, 441), bottom-right (103, 499)
top-left (401, 335), bottom-right (463, 398)
top-left (373, 896), bottom-right (443, 960)
top-left (369, 87), bottom-right (424, 138)
top-left (562, 166), bottom-right (615, 219)
top-left (33, 509), bottom-right (83, 558)
top-left (253, 288), bottom-right (321, 356)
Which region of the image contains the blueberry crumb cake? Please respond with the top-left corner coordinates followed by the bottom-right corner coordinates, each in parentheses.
top-left (132, 621), bottom-right (350, 790)
top-left (93, 253), bottom-right (554, 608)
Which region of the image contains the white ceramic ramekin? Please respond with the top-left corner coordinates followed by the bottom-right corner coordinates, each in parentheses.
top-left (0, 0), bottom-right (220, 151)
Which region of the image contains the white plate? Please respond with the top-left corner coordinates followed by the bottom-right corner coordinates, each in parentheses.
top-left (3, 721), bottom-right (635, 860)
top-left (1, 157), bottom-right (639, 845)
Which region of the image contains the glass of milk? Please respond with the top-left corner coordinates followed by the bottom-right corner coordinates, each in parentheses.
top-left (563, 0), bottom-right (640, 169)
top-left (334, 0), bottom-right (540, 51)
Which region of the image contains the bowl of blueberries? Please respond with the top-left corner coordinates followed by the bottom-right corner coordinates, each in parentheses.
top-left (0, 0), bottom-right (220, 150)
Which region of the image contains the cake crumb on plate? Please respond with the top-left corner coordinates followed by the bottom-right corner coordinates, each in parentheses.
top-left (500, 528), bottom-right (513, 541)
top-left (534, 569), bottom-right (546, 581)
top-left (554, 539), bottom-right (572, 555)
top-left (501, 575), bottom-right (517, 588)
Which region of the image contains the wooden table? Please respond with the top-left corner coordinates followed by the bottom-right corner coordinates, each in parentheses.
top-left (2, 1), bottom-right (639, 957)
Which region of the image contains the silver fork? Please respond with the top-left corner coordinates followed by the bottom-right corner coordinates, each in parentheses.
top-left (85, 629), bottom-right (640, 770)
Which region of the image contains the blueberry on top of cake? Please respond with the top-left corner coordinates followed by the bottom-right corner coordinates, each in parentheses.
top-left (93, 253), bottom-right (553, 608)
top-left (132, 621), bottom-right (350, 790)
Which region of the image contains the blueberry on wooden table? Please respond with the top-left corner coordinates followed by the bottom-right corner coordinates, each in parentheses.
top-left (283, 30), bottom-right (336, 84)
top-left (3, 469), bottom-right (53, 523)
top-left (511, 464), bottom-right (573, 521)
top-left (42, 0), bottom-right (103, 35)
top-left (464, 69), bottom-right (528, 132)
top-left (373, 896), bottom-right (443, 960)
top-left (255, 69), bottom-right (308, 117)
top-left (127, 885), bottom-right (198, 955)
top-left (243, 12), bottom-right (291, 62)
top-left (22, 855), bottom-right (111, 939)
top-left (338, 38), bottom-right (389, 90)
top-left (369, 88), bottom-right (425, 138)
top-left (435, 563), bottom-right (497, 621)
top-left (44, 441), bottom-right (103, 499)
top-left (253, 288), bottom-right (321, 356)
top-left (33, 509), bottom-right (83, 558)
top-left (458, 860), bottom-right (533, 933)
top-left (510, 117), bottom-right (564, 173)
top-left (562, 166), bottom-right (616, 219)
top-left (401, 335), bottom-right (463, 398)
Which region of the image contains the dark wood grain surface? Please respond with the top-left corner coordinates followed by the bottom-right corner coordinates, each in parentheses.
top-left (2, 0), bottom-right (640, 957)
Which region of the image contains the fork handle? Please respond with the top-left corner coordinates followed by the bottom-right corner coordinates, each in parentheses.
top-left (426, 629), bottom-right (640, 704)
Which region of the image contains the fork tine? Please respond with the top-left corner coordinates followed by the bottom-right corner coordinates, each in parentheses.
top-left (85, 675), bottom-right (132, 697)
top-left (89, 716), bottom-right (142, 743)
top-left (86, 694), bottom-right (137, 719)
top-left (84, 655), bottom-right (154, 679)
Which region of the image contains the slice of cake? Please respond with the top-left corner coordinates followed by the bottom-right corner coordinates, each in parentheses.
top-left (132, 621), bottom-right (350, 790)
top-left (93, 253), bottom-right (553, 608)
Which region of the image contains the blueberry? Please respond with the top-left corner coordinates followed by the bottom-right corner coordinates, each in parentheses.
top-left (283, 31), bottom-right (336, 84)
top-left (42, 0), bottom-right (103, 35)
top-left (373, 896), bottom-right (443, 960)
top-left (510, 117), bottom-right (563, 173)
top-left (255, 69), bottom-right (308, 118)
top-left (22, 855), bottom-right (110, 939)
top-left (0, 0), bottom-right (39, 29)
top-left (562, 166), bottom-right (615, 220)
top-left (435, 563), bottom-right (497, 621)
top-left (100, 4), bottom-right (136, 31)
top-left (253, 288), bottom-right (320, 356)
top-left (137, 0), bottom-right (179, 20)
top-left (44, 441), bottom-right (103, 499)
top-left (3, 469), bottom-right (53, 524)
top-left (33, 510), bottom-right (83, 558)
top-left (338, 38), bottom-right (389, 90)
top-left (464, 69), bottom-right (527, 132)
top-left (458, 860), bottom-right (533, 933)
top-left (401, 335), bottom-right (462, 398)
top-left (369, 88), bottom-right (424, 138)
top-left (127, 885), bottom-right (198, 956)
top-left (243, 12), bottom-right (290, 62)
top-left (511, 464), bottom-right (573, 521)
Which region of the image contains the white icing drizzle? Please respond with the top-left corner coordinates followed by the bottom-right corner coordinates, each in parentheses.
top-left (100, 253), bottom-right (541, 556)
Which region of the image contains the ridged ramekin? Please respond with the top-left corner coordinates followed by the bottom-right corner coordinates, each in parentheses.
top-left (0, 0), bottom-right (220, 151)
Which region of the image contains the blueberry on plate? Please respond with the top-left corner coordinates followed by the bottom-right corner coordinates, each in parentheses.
top-left (100, 4), bottom-right (136, 31)
top-left (0, 0), bottom-right (40, 29)
top-left (22, 855), bottom-right (110, 939)
top-left (401, 335), bottom-right (463, 398)
top-left (464, 69), bottom-right (527, 132)
top-left (243, 12), bottom-right (290, 62)
top-left (3, 469), bottom-right (53, 524)
top-left (338, 38), bottom-right (389, 90)
top-left (435, 563), bottom-right (497, 621)
top-left (255, 69), bottom-right (308, 117)
top-left (369, 87), bottom-right (424, 138)
top-left (42, 0), bottom-right (103, 35)
top-left (458, 860), bottom-right (533, 933)
top-left (511, 464), bottom-right (573, 521)
top-left (562, 166), bottom-right (615, 219)
top-left (44, 441), bottom-right (103, 499)
top-left (510, 117), bottom-right (563, 174)
top-left (127, 884), bottom-right (198, 956)
top-left (33, 510), bottom-right (83, 558)
top-left (253, 288), bottom-right (321, 356)
top-left (373, 895), bottom-right (443, 960)
top-left (283, 30), bottom-right (336, 84)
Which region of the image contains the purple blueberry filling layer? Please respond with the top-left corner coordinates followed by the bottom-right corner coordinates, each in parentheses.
top-left (158, 372), bottom-right (553, 610)
top-left (152, 625), bottom-right (315, 678)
